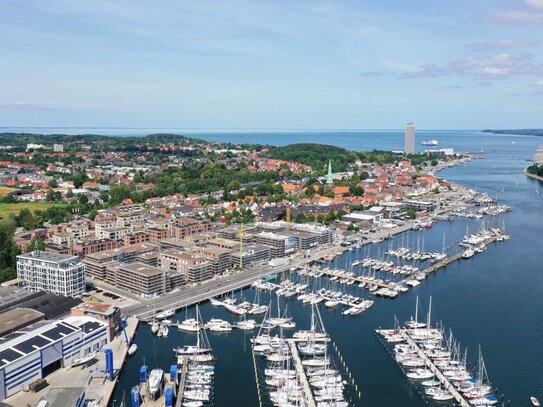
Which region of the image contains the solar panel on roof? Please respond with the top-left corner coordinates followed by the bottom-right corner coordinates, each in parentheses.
top-left (80, 321), bottom-right (102, 333)
top-left (0, 348), bottom-right (23, 363)
top-left (42, 326), bottom-right (67, 340)
top-left (14, 335), bottom-right (51, 354)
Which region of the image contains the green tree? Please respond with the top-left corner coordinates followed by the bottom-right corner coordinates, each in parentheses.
top-left (27, 238), bottom-right (46, 251)
top-left (0, 220), bottom-right (21, 282)
top-left (78, 194), bottom-right (89, 205)
top-left (407, 208), bottom-right (417, 219)
top-left (16, 208), bottom-right (35, 230)
top-left (48, 178), bottom-right (58, 188)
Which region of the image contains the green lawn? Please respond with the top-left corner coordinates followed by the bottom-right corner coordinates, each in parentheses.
top-left (0, 202), bottom-right (60, 220)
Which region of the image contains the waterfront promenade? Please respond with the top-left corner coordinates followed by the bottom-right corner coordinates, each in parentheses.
top-left (123, 245), bottom-right (341, 319)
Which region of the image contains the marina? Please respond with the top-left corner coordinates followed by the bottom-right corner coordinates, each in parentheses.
top-left (377, 298), bottom-right (501, 406)
top-left (106, 131), bottom-right (543, 407)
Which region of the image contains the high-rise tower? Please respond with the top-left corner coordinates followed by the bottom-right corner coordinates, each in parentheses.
top-left (404, 122), bottom-right (415, 154)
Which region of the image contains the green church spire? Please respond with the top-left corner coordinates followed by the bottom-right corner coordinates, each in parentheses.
top-left (326, 160), bottom-right (333, 184)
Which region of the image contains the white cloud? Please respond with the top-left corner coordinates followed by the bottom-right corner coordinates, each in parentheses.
top-left (526, 0), bottom-right (543, 9)
top-left (487, 10), bottom-right (543, 23)
top-left (536, 80), bottom-right (543, 86)
top-left (466, 39), bottom-right (536, 50)
top-left (402, 53), bottom-right (540, 80)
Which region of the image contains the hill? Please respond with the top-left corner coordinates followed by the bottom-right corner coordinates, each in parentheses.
top-left (267, 143), bottom-right (357, 173)
top-left (482, 129), bottom-right (543, 137)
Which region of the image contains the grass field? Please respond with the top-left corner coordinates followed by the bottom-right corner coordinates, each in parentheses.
top-left (0, 188), bottom-right (15, 197)
top-left (0, 202), bottom-right (60, 220)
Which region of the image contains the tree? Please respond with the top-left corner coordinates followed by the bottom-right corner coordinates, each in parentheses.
top-left (407, 208), bottom-right (417, 219)
top-left (0, 220), bottom-right (21, 282)
top-left (99, 191), bottom-right (109, 202)
top-left (78, 194), bottom-right (89, 205)
top-left (27, 238), bottom-right (45, 251)
top-left (48, 179), bottom-right (58, 188)
top-left (349, 185), bottom-right (364, 196)
top-left (16, 208), bottom-right (35, 230)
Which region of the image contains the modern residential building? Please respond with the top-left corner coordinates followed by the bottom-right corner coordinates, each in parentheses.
top-left (53, 143), bottom-right (64, 152)
top-left (172, 217), bottom-right (212, 239)
top-left (16, 251), bottom-right (85, 297)
top-left (112, 262), bottom-right (166, 298)
top-left (83, 243), bottom-right (158, 281)
top-left (404, 122), bottom-right (416, 154)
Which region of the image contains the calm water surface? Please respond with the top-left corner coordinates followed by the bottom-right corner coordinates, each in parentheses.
top-left (85, 130), bottom-right (542, 407)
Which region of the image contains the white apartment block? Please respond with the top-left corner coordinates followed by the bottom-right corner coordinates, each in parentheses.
top-left (16, 251), bottom-right (85, 297)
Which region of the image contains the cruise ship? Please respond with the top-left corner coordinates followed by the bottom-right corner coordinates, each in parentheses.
top-left (421, 139), bottom-right (438, 146)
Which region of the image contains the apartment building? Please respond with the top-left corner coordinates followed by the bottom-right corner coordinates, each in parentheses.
top-left (16, 251), bottom-right (85, 297)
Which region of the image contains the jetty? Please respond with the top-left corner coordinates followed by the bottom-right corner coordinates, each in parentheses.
top-left (400, 330), bottom-right (470, 407)
top-left (174, 357), bottom-right (188, 407)
top-left (287, 339), bottom-right (316, 407)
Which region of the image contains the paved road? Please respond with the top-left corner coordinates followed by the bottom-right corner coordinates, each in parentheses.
top-left (122, 246), bottom-right (339, 319)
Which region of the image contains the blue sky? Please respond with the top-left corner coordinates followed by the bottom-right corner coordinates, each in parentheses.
top-left (1, 0), bottom-right (542, 130)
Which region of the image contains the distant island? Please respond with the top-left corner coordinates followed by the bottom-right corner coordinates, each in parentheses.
top-left (482, 129), bottom-right (543, 137)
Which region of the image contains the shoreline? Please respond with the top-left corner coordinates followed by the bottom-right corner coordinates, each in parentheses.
top-left (523, 169), bottom-right (543, 182)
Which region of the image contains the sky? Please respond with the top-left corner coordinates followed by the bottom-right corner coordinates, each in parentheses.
top-left (1, 0), bottom-right (542, 130)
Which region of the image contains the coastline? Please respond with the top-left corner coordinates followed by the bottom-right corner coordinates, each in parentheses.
top-left (523, 169), bottom-right (543, 182)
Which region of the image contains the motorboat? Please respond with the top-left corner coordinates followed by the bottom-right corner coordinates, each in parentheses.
top-left (128, 344), bottom-right (138, 356)
top-left (161, 325), bottom-right (169, 337)
top-left (148, 369), bottom-right (164, 399)
top-left (531, 397), bottom-right (540, 407)
top-left (462, 248), bottom-right (475, 258)
top-left (178, 318), bottom-right (201, 333)
top-left (232, 319), bottom-right (257, 330)
top-left (156, 309), bottom-right (175, 319)
top-left (151, 321), bottom-right (160, 334)
top-left (205, 319), bottom-right (232, 333)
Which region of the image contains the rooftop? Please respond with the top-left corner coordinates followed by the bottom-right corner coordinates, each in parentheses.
top-left (17, 251), bottom-right (79, 264)
top-left (35, 387), bottom-right (85, 407)
top-left (119, 262), bottom-right (164, 277)
top-left (0, 308), bottom-right (45, 337)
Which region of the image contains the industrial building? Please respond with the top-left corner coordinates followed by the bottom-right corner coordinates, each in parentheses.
top-left (0, 315), bottom-right (108, 400)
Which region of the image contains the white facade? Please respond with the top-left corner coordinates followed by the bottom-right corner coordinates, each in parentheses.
top-left (17, 251), bottom-right (85, 297)
top-left (404, 122), bottom-right (415, 154)
top-left (53, 143), bottom-right (64, 152)
top-left (0, 317), bottom-right (108, 401)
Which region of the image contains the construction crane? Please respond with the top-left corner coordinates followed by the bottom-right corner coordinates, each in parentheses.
top-left (239, 223), bottom-right (257, 270)
top-left (285, 205), bottom-right (292, 232)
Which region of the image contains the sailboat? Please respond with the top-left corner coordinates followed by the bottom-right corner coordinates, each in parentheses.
top-left (174, 305), bottom-right (212, 356)
top-left (404, 296), bottom-right (426, 329)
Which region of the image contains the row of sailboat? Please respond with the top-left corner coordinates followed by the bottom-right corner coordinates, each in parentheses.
top-left (377, 297), bottom-right (501, 406)
top-left (253, 304), bottom-right (351, 407)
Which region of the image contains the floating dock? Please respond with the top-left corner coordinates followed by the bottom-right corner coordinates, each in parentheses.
top-left (399, 330), bottom-right (471, 407)
top-left (287, 339), bottom-right (316, 407)
top-left (174, 357), bottom-right (188, 407)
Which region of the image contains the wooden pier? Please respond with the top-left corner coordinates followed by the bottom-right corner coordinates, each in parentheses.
top-left (399, 330), bottom-right (470, 407)
top-left (287, 339), bottom-right (316, 407)
top-left (303, 267), bottom-right (394, 289)
top-left (174, 357), bottom-right (188, 407)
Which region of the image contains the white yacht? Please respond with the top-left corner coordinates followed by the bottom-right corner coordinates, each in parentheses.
top-left (461, 248), bottom-right (475, 259)
top-left (156, 309), bottom-right (175, 319)
top-left (148, 369), bottom-right (164, 399)
top-left (128, 344), bottom-right (138, 356)
top-left (178, 318), bottom-right (201, 333)
top-left (205, 318), bottom-right (232, 332)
